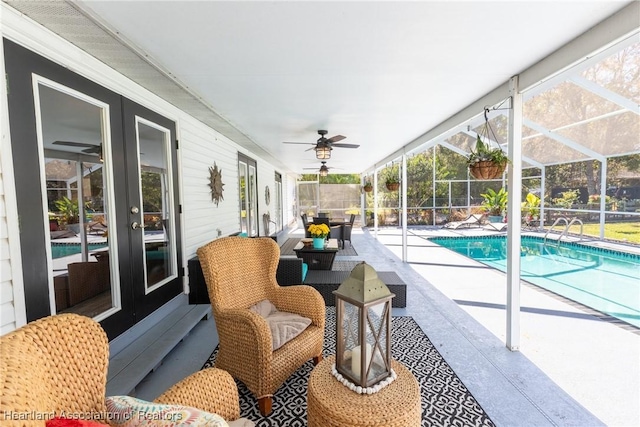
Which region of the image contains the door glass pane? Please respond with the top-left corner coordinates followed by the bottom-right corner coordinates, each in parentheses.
top-left (239, 161), bottom-right (248, 234)
top-left (275, 174), bottom-right (282, 231)
top-left (136, 119), bottom-right (177, 291)
top-left (249, 165), bottom-right (257, 236)
top-left (38, 82), bottom-right (118, 319)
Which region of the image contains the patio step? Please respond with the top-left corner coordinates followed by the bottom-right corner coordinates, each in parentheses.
top-left (106, 304), bottom-right (211, 396)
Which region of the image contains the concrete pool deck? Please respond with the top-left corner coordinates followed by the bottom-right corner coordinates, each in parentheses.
top-left (373, 225), bottom-right (639, 426)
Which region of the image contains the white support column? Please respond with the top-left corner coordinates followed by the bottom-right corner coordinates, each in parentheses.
top-left (432, 147), bottom-right (436, 226)
top-left (600, 159), bottom-right (607, 239)
top-left (360, 176), bottom-right (366, 226)
top-left (506, 75), bottom-right (523, 351)
top-left (401, 153), bottom-right (408, 262)
top-left (540, 167), bottom-right (546, 228)
top-left (373, 170), bottom-right (378, 239)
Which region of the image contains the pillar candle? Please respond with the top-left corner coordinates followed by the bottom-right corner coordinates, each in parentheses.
top-left (351, 343), bottom-right (372, 378)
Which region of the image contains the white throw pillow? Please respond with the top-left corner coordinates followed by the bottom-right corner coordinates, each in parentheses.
top-left (249, 299), bottom-right (312, 350)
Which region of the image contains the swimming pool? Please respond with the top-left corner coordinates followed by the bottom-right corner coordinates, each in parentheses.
top-left (428, 235), bottom-right (640, 328)
top-left (51, 242), bottom-right (107, 259)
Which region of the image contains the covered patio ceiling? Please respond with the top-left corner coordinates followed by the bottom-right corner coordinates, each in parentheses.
top-left (4, 0), bottom-right (637, 175)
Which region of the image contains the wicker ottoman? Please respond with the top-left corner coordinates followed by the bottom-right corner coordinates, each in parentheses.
top-left (307, 356), bottom-right (421, 427)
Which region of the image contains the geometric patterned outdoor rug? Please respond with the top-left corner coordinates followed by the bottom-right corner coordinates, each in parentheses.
top-left (279, 238), bottom-right (358, 257)
top-left (202, 307), bottom-right (495, 426)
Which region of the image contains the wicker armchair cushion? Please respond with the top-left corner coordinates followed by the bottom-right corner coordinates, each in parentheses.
top-left (249, 300), bottom-right (312, 350)
top-left (106, 396), bottom-right (229, 427)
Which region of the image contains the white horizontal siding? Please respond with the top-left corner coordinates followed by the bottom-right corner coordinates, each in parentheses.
top-left (180, 118), bottom-right (242, 258)
top-left (0, 19), bottom-right (27, 333)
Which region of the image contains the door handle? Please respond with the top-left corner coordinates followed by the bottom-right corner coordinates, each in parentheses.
top-left (131, 221), bottom-right (148, 230)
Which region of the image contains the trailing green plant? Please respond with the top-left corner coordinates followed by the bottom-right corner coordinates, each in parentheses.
top-left (385, 176), bottom-right (400, 185)
top-left (380, 163), bottom-right (400, 185)
top-left (481, 187), bottom-right (508, 216)
top-left (467, 135), bottom-right (509, 167)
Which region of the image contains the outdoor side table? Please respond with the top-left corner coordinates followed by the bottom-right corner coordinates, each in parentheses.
top-left (293, 238), bottom-right (339, 270)
top-left (307, 355), bottom-right (421, 427)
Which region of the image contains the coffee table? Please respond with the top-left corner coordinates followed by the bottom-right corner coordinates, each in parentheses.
top-left (307, 355), bottom-right (421, 427)
top-left (293, 238), bottom-right (339, 270)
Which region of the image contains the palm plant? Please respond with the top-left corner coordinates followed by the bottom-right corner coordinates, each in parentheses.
top-left (481, 188), bottom-right (508, 216)
top-left (54, 196), bottom-right (79, 225)
top-left (521, 192), bottom-right (541, 219)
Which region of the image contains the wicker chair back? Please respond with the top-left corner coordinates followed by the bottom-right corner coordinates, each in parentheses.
top-left (0, 313), bottom-right (109, 423)
top-left (0, 313), bottom-right (245, 425)
top-left (197, 236), bottom-right (280, 311)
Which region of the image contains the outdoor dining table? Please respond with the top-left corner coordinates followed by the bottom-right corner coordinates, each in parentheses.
top-left (309, 218), bottom-right (345, 226)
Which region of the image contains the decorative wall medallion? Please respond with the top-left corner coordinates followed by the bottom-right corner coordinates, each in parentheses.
top-left (265, 185), bottom-right (271, 205)
top-left (208, 163), bottom-right (225, 206)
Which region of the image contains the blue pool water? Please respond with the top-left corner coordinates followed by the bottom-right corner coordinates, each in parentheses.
top-left (429, 235), bottom-right (640, 328)
top-left (51, 243), bottom-right (107, 259)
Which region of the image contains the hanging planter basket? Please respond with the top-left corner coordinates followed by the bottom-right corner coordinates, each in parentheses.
top-left (386, 182), bottom-right (400, 191)
top-left (469, 161), bottom-right (506, 180)
top-left (363, 184), bottom-right (373, 193)
top-left (467, 108), bottom-right (509, 180)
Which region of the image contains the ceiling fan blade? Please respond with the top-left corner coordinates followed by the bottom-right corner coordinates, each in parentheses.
top-left (326, 135), bottom-right (346, 143)
top-left (82, 145), bottom-right (102, 154)
top-left (332, 143), bottom-right (360, 149)
top-left (282, 141), bottom-right (316, 145)
top-left (52, 140), bottom-right (96, 148)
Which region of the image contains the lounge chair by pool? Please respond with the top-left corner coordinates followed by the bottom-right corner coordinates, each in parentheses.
top-left (484, 222), bottom-right (508, 231)
top-left (443, 214), bottom-right (484, 229)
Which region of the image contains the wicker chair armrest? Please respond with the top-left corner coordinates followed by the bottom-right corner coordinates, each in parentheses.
top-left (154, 368), bottom-right (240, 421)
top-left (271, 285), bottom-right (325, 327)
top-left (215, 308), bottom-right (273, 359)
top-left (276, 257), bottom-right (303, 286)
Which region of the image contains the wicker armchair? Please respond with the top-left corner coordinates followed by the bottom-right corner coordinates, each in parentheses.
top-left (197, 236), bottom-right (325, 416)
top-left (0, 313), bottom-right (243, 426)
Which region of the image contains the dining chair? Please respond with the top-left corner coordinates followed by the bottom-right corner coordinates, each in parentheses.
top-left (301, 213), bottom-right (312, 238)
top-left (342, 214), bottom-right (356, 247)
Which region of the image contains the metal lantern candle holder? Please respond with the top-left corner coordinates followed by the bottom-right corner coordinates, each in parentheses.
top-left (333, 262), bottom-right (395, 391)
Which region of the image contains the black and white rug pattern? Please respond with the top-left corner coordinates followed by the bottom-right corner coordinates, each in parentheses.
top-left (202, 307), bottom-right (495, 427)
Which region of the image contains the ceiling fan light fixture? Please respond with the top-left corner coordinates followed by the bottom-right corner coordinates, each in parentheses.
top-left (315, 145), bottom-right (331, 160)
top-left (319, 167), bottom-right (329, 177)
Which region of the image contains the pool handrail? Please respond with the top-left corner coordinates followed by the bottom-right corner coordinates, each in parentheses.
top-left (561, 218), bottom-right (584, 242)
top-left (544, 216), bottom-right (584, 246)
top-left (544, 217), bottom-right (569, 246)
